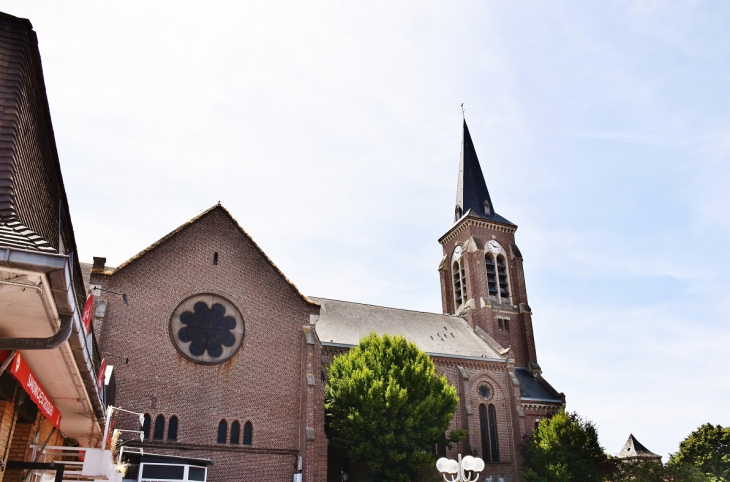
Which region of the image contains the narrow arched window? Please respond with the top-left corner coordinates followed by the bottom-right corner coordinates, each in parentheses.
top-left (230, 420), bottom-right (241, 444)
top-left (485, 254), bottom-right (498, 297)
top-left (479, 404), bottom-right (491, 462)
top-left (153, 415), bottom-right (165, 440)
top-left (167, 416), bottom-right (178, 441)
top-left (488, 404), bottom-right (500, 462)
top-left (479, 403), bottom-right (500, 462)
top-left (496, 255), bottom-right (510, 300)
top-left (142, 414), bottom-right (151, 440)
top-left (243, 421), bottom-right (253, 446)
top-left (217, 420), bottom-right (227, 444)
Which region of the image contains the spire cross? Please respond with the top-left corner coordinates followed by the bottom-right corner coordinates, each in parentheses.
top-left (461, 103), bottom-right (465, 119)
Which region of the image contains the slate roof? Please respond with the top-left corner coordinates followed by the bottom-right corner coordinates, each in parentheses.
top-left (617, 434), bottom-right (662, 460)
top-left (514, 368), bottom-right (563, 403)
top-left (312, 297), bottom-right (504, 360)
top-left (454, 120), bottom-right (515, 227)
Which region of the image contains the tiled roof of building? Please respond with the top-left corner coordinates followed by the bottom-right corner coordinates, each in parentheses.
top-left (514, 368), bottom-right (563, 403)
top-left (0, 222), bottom-right (55, 252)
top-left (312, 297), bottom-right (504, 360)
top-left (454, 120), bottom-right (515, 227)
top-left (0, 12), bottom-right (64, 255)
top-left (617, 434), bottom-right (662, 460)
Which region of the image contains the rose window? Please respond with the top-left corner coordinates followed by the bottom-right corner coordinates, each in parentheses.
top-left (169, 294), bottom-right (245, 364)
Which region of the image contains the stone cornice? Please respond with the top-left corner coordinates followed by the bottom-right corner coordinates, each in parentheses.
top-left (439, 216), bottom-right (517, 245)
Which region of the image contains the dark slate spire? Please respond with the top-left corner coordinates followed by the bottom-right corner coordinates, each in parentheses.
top-left (454, 120), bottom-right (514, 226)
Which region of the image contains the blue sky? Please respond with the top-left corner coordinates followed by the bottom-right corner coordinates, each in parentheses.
top-left (4, 0), bottom-right (729, 460)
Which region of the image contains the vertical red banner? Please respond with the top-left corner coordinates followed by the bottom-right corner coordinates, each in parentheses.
top-left (97, 358), bottom-right (107, 393)
top-left (81, 294), bottom-right (94, 336)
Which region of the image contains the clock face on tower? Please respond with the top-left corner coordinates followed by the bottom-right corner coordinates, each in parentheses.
top-left (453, 245), bottom-right (463, 261)
top-left (488, 240), bottom-right (501, 254)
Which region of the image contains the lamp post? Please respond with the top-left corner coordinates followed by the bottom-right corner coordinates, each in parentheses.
top-left (436, 454), bottom-right (485, 482)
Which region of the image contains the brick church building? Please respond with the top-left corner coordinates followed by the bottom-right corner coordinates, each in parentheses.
top-left (87, 120), bottom-right (564, 481)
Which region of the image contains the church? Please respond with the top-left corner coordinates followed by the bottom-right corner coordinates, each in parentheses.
top-left (86, 119), bottom-right (564, 481)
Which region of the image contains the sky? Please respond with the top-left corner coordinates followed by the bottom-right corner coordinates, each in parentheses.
top-left (3, 0), bottom-right (729, 461)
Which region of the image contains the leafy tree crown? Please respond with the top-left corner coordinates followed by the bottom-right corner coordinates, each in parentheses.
top-left (325, 332), bottom-right (461, 482)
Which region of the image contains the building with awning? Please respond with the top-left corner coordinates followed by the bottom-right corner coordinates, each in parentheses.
top-left (0, 11), bottom-right (113, 482)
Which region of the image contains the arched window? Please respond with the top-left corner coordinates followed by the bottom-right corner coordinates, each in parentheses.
top-left (142, 414), bottom-right (151, 440)
top-left (230, 420), bottom-right (241, 444)
top-left (243, 421), bottom-right (253, 446)
top-left (485, 254), bottom-right (498, 297)
top-left (483, 200), bottom-right (491, 215)
top-left (153, 415), bottom-right (165, 440)
top-left (488, 404), bottom-right (500, 462)
top-left (167, 416), bottom-right (178, 441)
top-left (455, 206), bottom-right (463, 221)
top-left (453, 261), bottom-right (467, 307)
top-left (217, 420), bottom-right (227, 444)
top-left (479, 403), bottom-right (500, 462)
top-left (496, 255), bottom-right (510, 300)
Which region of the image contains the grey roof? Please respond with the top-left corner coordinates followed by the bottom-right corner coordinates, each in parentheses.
top-left (0, 221), bottom-right (55, 252)
top-left (617, 434), bottom-right (662, 460)
top-left (312, 297), bottom-right (504, 360)
top-left (454, 120), bottom-right (515, 227)
top-left (514, 368), bottom-right (563, 403)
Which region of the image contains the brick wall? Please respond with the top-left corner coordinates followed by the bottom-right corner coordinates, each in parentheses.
top-left (439, 218), bottom-right (538, 369)
top-left (91, 207), bottom-right (325, 481)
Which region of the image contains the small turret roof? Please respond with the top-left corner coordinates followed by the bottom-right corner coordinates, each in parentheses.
top-left (454, 120), bottom-right (514, 226)
top-left (617, 434), bottom-right (662, 460)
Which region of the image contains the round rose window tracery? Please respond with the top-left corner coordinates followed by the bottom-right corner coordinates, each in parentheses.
top-left (169, 294), bottom-right (245, 364)
top-left (478, 382), bottom-right (493, 400)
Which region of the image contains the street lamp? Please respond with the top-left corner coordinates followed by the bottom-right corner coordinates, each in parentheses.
top-left (436, 454), bottom-right (485, 482)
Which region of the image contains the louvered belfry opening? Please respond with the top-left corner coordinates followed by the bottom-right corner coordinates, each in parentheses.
top-left (453, 261), bottom-right (467, 307)
top-left (496, 255), bottom-right (510, 299)
top-left (485, 254), bottom-right (498, 297)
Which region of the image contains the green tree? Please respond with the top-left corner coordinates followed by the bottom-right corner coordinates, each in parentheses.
top-left (668, 423), bottom-right (730, 481)
top-left (521, 410), bottom-right (611, 482)
top-left (611, 458), bottom-right (707, 482)
top-left (325, 332), bottom-right (462, 482)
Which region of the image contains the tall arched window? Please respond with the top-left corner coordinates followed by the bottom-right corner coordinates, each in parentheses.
top-left (496, 255), bottom-right (510, 300)
top-left (167, 416), bottom-right (178, 441)
top-left (217, 420), bottom-right (228, 444)
top-left (488, 404), bottom-right (500, 462)
top-left (479, 403), bottom-right (500, 462)
top-left (230, 420), bottom-right (241, 444)
top-left (243, 421), bottom-right (253, 446)
top-left (142, 414), bottom-right (151, 440)
top-left (485, 254), bottom-right (498, 297)
top-left (153, 415), bottom-right (165, 440)
top-left (453, 261), bottom-right (467, 307)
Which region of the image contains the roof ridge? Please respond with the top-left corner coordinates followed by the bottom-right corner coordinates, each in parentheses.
top-left (104, 204), bottom-right (318, 307)
top-left (311, 296), bottom-right (465, 319)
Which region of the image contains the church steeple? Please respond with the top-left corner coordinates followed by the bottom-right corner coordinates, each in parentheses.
top-left (454, 120), bottom-right (514, 226)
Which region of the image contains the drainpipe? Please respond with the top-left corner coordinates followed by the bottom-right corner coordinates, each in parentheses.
top-left (0, 247), bottom-right (105, 421)
top-left (0, 280), bottom-right (73, 350)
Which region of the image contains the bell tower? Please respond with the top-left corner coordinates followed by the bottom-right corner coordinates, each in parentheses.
top-left (438, 119), bottom-right (540, 371)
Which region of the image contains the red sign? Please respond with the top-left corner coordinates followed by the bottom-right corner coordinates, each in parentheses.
top-left (96, 358), bottom-right (107, 393)
top-left (81, 294), bottom-right (94, 336)
top-left (9, 353), bottom-right (61, 429)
